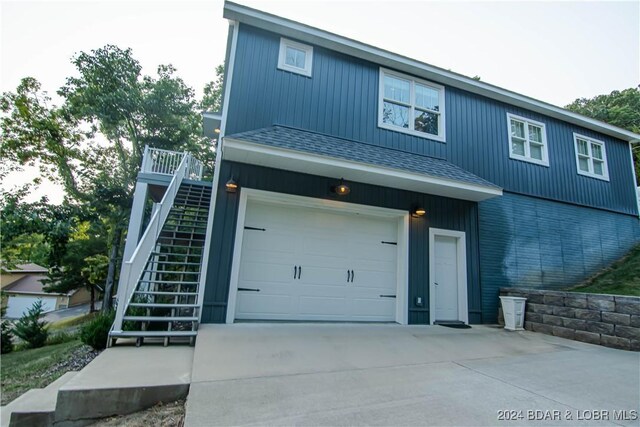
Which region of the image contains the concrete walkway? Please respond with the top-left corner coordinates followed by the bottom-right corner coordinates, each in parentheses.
top-left (185, 324), bottom-right (640, 426)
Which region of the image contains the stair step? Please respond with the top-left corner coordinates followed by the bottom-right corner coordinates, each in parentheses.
top-left (110, 330), bottom-right (197, 337)
top-left (2, 371), bottom-right (78, 427)
top-left (135, 291), bottom-right (198, 296)
top-left (146, 261), bottom-right (202, 266)
top-left (129, 303), bottom-right (199, 308)
top-left (123, 316), bottom-right (198, 322)
top-left (155, 244), bottom-right (205, 249)
top-left (142, 269), bottom-right (200, 275)
top-left (138, 280), bottom-right (199, 285)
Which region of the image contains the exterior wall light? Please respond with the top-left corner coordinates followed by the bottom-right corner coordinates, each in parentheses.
top-left (331, 178), bottom-right (350, 196)
top-left (225, 177), bottom-right (238, 193)
top-left (412, 207), bottom-right (426, 218)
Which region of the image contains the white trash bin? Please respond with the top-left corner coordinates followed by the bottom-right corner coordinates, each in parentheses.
top-left (500, 296), bottom-right (527, 331)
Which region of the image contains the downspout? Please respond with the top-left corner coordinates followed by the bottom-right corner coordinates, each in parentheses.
top-left (630, 139), bottom-right (640, 218)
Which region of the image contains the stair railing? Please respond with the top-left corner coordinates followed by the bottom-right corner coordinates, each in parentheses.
top-left (112, 152), bottom-right (192, 333)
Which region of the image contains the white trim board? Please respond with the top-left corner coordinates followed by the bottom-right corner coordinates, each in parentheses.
top-left (428, 228), bottom-right (468, 325)
top-left (223, 138), bottom-right (502, 202)
top-left (225, 188), bottom-right (410, 325)
top-left (223, 1), bottom-right (640, 143)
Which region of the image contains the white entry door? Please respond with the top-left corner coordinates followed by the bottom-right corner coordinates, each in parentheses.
top-left (234, 199), bottom-right (398, 322)
top-left (429, 229), bottom-right (468, 324)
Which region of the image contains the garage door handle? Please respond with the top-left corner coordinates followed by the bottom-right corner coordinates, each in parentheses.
top-left (380, 295), bottom-right (396, 298)
top-left (298, 266), bottom-right (302, 279)
top-left (238, 288), bottom-right (260, 292)
top-left (346, 270), bottom-right (350, 282)
top-left (351, 270), bottom-right (354, 282)
top-left (294, 266), bottom-right (298, 279)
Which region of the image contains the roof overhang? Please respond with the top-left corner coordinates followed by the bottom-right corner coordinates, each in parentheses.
top-left (223, 1), bottom-right (640, 143)
top-left (203, 112), bottom-right (222, 139)
top-left (223, 137), bottom-right (502, 202)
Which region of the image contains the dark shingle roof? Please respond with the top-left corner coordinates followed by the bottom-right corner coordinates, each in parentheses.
top-left (225, 126), bottom-right (500, 189)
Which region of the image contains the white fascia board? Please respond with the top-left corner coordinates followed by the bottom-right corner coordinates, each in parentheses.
top-left (223, 2), bottom-right (640, 143)
top-left (222, 137), bottom-right (502, 202)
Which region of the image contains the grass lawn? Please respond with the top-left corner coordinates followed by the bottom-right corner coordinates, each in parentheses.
top-left (568, 244), bottom-right (640, 296)
top-left (1, 339), bottom-right (98, 405)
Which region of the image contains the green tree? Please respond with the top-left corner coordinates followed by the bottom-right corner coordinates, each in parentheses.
top-left (2, 45), bottom-right (214, 311)
top-left (13, 300), bottom-right (48, 349)
top-left (201, 63), bottom-right (225, 112)
top-left (565, 87), bottom-right (640, 183)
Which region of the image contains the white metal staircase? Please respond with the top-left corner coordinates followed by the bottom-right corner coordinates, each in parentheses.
top-left (110, 148), bottom-right (211, 346)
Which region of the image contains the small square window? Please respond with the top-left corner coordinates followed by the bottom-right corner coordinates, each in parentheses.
top-left (278, 38), bottom-right (313, 77)
top-left (506, 114), bottom-right (549, 167)
top-left (573, 133), bottom-right (609, 181)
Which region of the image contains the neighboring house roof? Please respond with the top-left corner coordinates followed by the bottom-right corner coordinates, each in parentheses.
top-left (225, 125), bottom-right (502, 201)
top-left (3, 274), bottom-right (66, 297)
top-left (1, 263), bottom-right (48, 273)
top-left (223, 1), bottom-right (640, 143)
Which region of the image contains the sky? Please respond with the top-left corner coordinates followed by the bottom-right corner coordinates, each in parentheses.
top-left (1, 0), bottom-right (639, 203)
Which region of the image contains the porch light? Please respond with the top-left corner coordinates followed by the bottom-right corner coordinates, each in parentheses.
top-left (214, 128), bottom-right (221, 134)
top-left (412, 207), bottom-right (426, 218)
top-left (225, 177), bottom-right (238, 193)
top-left (331, 178), bottom-right (350, 196)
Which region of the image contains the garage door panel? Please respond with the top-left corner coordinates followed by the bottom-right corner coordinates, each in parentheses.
top-left (298, 296), bottom-right (346, 316)
top-left (350, 297), bottom-right (395, 319)
top-left (243, 232), bottom-right (298, 255)
top-left (240, 261), bottom-right (294, 283)
top-left (235, 198), bottom-right (400, 322)
top-left (236, 293), bottom-right (292, 316)
top-left (6, 296), bottom-right (57, 318)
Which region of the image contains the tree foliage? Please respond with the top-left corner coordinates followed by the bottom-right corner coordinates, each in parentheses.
top-left (201, 63), bottom-right (225, 113)
top-left (1, 45), bottom-right (217, 312)
top-left (565, 87), bottom-right (640, 183)
top-left (13, 300), bottom-right (48, 349)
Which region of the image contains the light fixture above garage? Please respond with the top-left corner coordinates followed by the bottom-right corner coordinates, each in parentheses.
top-left (226, 177), bottom-right (238, 193)
top-left (331, 178), bottom-right (351, 196)
top-left (412, 207), bottom-right (426, 218)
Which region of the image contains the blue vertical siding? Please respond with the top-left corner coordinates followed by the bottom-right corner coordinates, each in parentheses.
top-left (226, 24), bottom-right (638, 216)
top-left (479, 192), bottom-right (640, 322)
top-left (201, 160), bottom-right (482, 324)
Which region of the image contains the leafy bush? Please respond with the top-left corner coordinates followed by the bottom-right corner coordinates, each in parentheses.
top-left (46, 330), bottom-right (78, 346)
top-left (1, 319), bottom-right (14, 354)
top-left (80, 310), bottom-right (114, 350)
top-left (13, 300), bottom-right (48, 349)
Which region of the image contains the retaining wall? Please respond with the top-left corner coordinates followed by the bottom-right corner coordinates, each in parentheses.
top-left (498, 288), bottom-right (640, 351)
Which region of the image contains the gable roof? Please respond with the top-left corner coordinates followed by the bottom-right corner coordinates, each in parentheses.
top-left (223, 1), bottom-right (640, 143)
top-left (224, 126), bottom-right (502, 202)
top-left (3, 274), bottom-right (65, 296)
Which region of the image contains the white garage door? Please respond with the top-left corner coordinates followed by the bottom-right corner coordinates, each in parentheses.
top-left (6, 295), bottom-right (57, 318)
top-left (235, 200), bottom-right (399, 321)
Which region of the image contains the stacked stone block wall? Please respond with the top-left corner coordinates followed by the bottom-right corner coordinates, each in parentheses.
top-left (498, 288), bottom-right (640, 351)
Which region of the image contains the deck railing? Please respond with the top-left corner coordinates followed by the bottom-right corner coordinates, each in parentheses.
top-left (141, 146), bottom-right (204, 180)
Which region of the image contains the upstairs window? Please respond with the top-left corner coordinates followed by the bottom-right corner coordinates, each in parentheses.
top-left (507, 113), bottom-right (549, 166)
top-left (574, 133), bottom-right (609, 181)
top-left (278, 38), bottom-right (313, 77)
top-left (378, 68), bottom-right (445, 142)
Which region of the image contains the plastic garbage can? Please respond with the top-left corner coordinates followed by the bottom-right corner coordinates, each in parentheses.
top-left (499, 296), bottom-right (527, 331)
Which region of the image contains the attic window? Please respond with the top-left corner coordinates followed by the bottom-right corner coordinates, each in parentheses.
top-left (278, 38), bottom-right (313, 77)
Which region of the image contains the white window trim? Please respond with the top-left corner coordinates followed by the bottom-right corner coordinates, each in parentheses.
top-left (506, 113), bottom-right (549, 167)
top-left (378, 68), bottom-right (446, 142)
top-left (573, 133), bottom-right (610, 181)
top-left (277, 38), bottom-right (313, 77)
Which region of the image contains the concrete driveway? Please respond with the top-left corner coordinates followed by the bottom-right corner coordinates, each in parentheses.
top-left (185, 324), bottom-right (640, 426)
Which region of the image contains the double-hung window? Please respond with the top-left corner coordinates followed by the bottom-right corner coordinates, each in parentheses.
top-left (278, 38), bottom-right (313, 77)
top-left (507, 113), bottom-right (549, 166)
top-left (573, 133), bottom-right (609, 181)
top-left (378, 68), bottom-right (445, 142)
